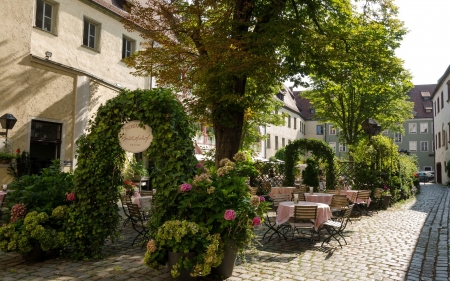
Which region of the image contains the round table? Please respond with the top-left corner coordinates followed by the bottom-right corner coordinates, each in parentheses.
top-left (304, 193), bottom-right (334, 205)
top-left (269, 187), bottom-right (296, 200)
top-left (276, 201), bottom-right (332, 230)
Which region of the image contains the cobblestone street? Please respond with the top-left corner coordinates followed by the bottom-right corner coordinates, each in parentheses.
top-left (0, 183), bottom-right (448, 281)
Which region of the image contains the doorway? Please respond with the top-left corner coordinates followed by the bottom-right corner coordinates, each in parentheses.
top-left (436, 162), bottom-right (442, 184)
top-left (30, 120), bottom-right (62, 174)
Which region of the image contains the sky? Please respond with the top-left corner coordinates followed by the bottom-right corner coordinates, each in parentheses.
top-left (395, 0), bottom-right (450, 85)
top-left (288, 0), bottom-right (450, 89)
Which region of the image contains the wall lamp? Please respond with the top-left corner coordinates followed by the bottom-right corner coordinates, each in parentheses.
top-left (45, 51), bottom-right (52, 59)
top-left (0, 113), bottom-right (17, 143)
top-left (361, 118), bottom-right (381, 138)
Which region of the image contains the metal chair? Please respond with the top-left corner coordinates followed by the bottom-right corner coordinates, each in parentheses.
top-left (262, 193), bottom-right (290, 242)
top-left (249, 187), bottom-right (258, 196)
top-left (329, 194), bottom-right (348, 219)
top-left (326, 189), bottom-right (340, 195)
top-left (120, 194), bottom-right (133, 226)
top-left (126, 203), bottom-right (150, 248)
top-left (292, 190), bottom-right (305, 201)
top-left (322, 204), bottom-right (354, 248)
top-left (288, 205), bottom-right (318, 244)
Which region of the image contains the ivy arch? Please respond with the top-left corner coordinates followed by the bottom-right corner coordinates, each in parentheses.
top-left (67, 88), bottom-right (197, 259)
top-left (284, 139), bottom-right (336, 190)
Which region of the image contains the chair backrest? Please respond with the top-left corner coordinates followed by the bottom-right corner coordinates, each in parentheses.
top-left (356, 190), bottom-right (371, 201)
top-left (337, 204), bottom-right (354, 229)
top-left (126, 203), bottom-right (145, 221)
top-left (271, 194), bottom-right (290, 208)
top-left (298, 185), bottom-right (308, 193)
top-left (249, 187), bottom-right (258, 196)
top-left (120, 194), bottom-right (132, 205)
top-left (326, 190), bottom-right (339, 195)
top-left (297, 192), bottom-right (306, 201)
top-left (261, 182), bottom-right (271, 194)
top-left (293, 205), bottom-right (318, 221)
top-left (140, 190), bottom-right (153, 196)
top-left (329, 194), bottom-right (348, 209)
top-left (374, 188), bottom-right (383, 198)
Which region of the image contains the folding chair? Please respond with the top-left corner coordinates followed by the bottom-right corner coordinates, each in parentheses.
top-left (326, 189), bottom-right (339, 195)
top-left (354, 190), bottom-right (372, 216)
top-left (288, 205), bottom-right (318, 244)
top-left (262, 193), bottom-right (290, 242)
top-left (249, 187), bottom-right (258, 196)
top-left (322, 204), bottom-right (354, 248)
top-left (291, 190), bottom-right (305, 201)
top-left (120, 194), bottom-right (133, 226)
top-left (140, 190), bottom-right (153, 196)
top-left (126, 203), bottom-right (150, 248)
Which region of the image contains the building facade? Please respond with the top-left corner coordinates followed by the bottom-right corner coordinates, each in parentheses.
top-left (0, 0), bottom-right (149, 182)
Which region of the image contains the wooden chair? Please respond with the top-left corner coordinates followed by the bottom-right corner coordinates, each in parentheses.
top-left (249, 187), bottom-right (258, 196)
top-left (262, 193), bottom-right (290, 242)
top-left (288, 205), bottom-right (319, 244)
top-left (140, 190), bottom-right (153, 196)
top-left (354, 190), bottom-right (372, 216)
top-left (126, 203), bottom-right (150, 248)
top-left (322, 204), bottom-right (354, 248)
top-left (261, 182), bottom-right (272, 195)
top-left (120, 194), bottom-right (133, 226)
top-left (326, 189), bottom-right (340, 195)
top-left (292, 190), bottom-right (305, 201)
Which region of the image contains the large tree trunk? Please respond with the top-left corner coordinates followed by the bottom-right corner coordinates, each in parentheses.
top-left (213, 110), bottom-right (244, 167)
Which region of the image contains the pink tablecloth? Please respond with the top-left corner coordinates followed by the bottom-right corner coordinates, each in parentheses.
top-left (132, 195), bottom-right (152, 209)
top-left (269, 187), bottom-right (296, 200)
top-left (304, 193), bottom-right (334, 205)
top-left (340, 190), bottom-right (371, 206)
top-left (276, 201), bottom-right (332, 231)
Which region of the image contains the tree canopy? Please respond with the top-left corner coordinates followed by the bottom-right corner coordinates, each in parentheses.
top-left (124, 0), bottom-right (410, 164)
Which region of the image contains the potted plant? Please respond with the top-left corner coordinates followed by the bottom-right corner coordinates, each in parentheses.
top-left (143, 220), bottom-right (222, 280)
top-left (380, 185), bottom-right (391, 209)
top-left (0, 151), bottom-right (16, 164)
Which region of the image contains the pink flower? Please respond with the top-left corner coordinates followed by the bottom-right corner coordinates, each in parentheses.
top-left (180, 183), bottom-right (192, 192)
top-left (224, 209), bottom-right (236, 220)
top-left (66, 192), bottom-right (75, 201)
top-left (259, 196), bottom-right (265, 202)
top-left (252, 216), bottom-right (261, 226)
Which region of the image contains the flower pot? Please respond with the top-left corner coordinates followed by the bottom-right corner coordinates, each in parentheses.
top-left (167, 251), bottom-right (197, 281)
top-left (0, 159), bottom-right (11, 164)
top-left (381, 195), bottom-right (391, 209)
top-left (22, 242), bottom-right (46, 262)
top-left (211, 241), bottom-right (238, 278)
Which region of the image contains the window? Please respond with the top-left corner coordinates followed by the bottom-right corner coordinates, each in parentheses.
top-left (339, 143), bottom-right (347, 152)
top-left (421, 141), bottom-right (428, 151)
top-left (266, 134), bottom-right (271, 149)
top-left (420, 123), bottom-right (428, 134)
top-left (329, 125), bottom-right (336, 135)
top-left (122, 36), bottom-right (135, 59)
top-left (437, 97), bottom-right (440, 113)
top-left (441, 91), bottom-right (444, 109)
top-left (282, 138), bottom-right (285, 147)
top-left (275, 136), bottom-right (278, 150)
top-left (83, 18), bottom-right (100, 50)
top-left (316, 125), bottom-right (324, 135)
top-left (310, 109), bottom-right (315, 114)
top-left (432, 141), bottom-right (435, 151)
top-left (438, 132), bottom-right (441, 147)
top-left (288, 116), bottom-right (291, 128)
top-left (409, 123), bottom-right (417, 134)
top-left (329, 142), bottom-right (336, 152)
top-left (394, 132), bottom-right (402, 142)
top-left (35, 0), bottom-right (57, 33)
top-left (434, 101), bottom-right (437, 116)
top-left (409, 141), bottom-right (417, 152)
top-left (276, 93), bottom-right (284, 101)
top-left (294, 118), bottom-right (297, 129)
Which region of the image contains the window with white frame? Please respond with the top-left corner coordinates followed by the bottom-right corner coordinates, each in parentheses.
top-left (329, 125), bottom-right (336, 135)
top-left (83, 18), bottom-right (100, 50)
top-left (122, 36), bottom-right (135, 59)
top-left (35, 0), bottom-right (57, 33)
top-left (409, 123), bottom-right (417, 134)
top-left (339, 143), bottom-right (347, 152)
top-left (394, 132), bottom-right (402, 142)
top-left (420, 122), bottom-right (428, 134)
top-left (329, 142), bottom-right (336, 152)
top-left (409, 141), bottom-right (417, 152)
top-left (421, 141), bottom-right (428, 151)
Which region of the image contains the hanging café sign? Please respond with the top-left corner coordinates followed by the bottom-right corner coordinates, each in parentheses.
top-left (119, 120), bottom-right (153, 153)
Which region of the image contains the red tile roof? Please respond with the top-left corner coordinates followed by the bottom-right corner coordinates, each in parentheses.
top-left (407, 84), bottom-right (437, 119)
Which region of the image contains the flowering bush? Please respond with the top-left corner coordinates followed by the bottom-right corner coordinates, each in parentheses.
top-left (143, 220), bottom-right (222, 278)
top-left (66, 192), bottom-right (76, 202)
top-left (10, 203), bottom-right (27, 223)
top-left (123, 180), bottom-right (136, 196)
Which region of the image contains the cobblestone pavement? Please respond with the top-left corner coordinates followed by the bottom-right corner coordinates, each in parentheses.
top-left (0, 183), bottom-right (448, 281)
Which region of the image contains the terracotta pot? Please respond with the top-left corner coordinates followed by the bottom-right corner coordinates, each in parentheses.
top-left (381, 195), bottom-right (391, 209)
top-left (22, 242), bottom-right (46, 262)
top-left (167, 251), bottom-right (197, 281)
top-left (211, 241), bottom-right (238, 278)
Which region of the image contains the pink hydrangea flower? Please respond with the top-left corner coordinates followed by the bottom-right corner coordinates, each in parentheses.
top-left (259, 196), bottom-right (265, 202)
top-left (66, 192), bottom-right (75, 201)
top-left (180, 183), bottom-right (192, 192)
top-left (224, 209), bottom-right (236, 220)
top-left (252, 216), bottom-right (261, 226)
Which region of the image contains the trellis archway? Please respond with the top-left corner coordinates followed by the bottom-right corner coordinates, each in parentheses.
top-left (284, 138), bottom-right (336, 190)
top-left (67, 88), bottom-right (197, 259)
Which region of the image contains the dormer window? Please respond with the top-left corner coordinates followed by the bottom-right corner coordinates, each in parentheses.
top-left (421, 91), bottom-right (431, 101)
top-left (276, 93), bottom-right (284, 101)
top-left (310, 109), bottom-right (315, 114)
top-left (424, 106), bottom-right (432, 113)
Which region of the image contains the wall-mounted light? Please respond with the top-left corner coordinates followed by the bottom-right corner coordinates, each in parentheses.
top-left (45, 51), bottom-right (52, 59)
top-left (361, 118), bottom-right (381, 139)
top-left (0, 113), bottom-right (17, 144)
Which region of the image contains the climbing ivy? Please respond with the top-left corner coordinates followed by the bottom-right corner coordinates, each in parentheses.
top-left (284, 139), bottom-right (335, 189)
top-left (66, 88), bottom-right (197, 259)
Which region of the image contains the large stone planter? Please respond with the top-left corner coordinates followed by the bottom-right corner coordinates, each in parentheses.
top-left (22, 242), bottom-right (46, 262)
top-left (381, 195), bottom-right (392, 209)
top-left (167, 251), bottom-right (197, 281)
top-left (211, 241), bottom-right (238, 279)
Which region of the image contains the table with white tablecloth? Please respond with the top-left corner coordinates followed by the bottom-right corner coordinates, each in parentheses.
top-left (276, 201), bottom-right (332, 231)
top-left (269, 187), bottom-right (296, 200)
top-left (304, 193), bottom-right (334, 205)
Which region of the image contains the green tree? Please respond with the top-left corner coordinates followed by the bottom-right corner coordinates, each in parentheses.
top-left (300, 2), bottom-right (413, 146)
top-left (124, 0), bottom-right (408, 166)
